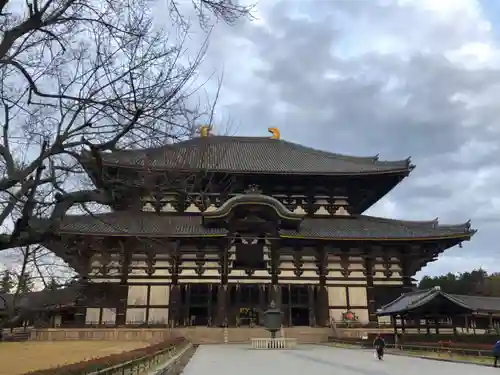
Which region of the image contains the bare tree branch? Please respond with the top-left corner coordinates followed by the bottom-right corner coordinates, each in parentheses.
top-left (0, 0), bottom-right (251, 251)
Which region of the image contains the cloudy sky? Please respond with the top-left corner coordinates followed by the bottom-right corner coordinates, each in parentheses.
top-left (154, 0), bottom-right (500, 278)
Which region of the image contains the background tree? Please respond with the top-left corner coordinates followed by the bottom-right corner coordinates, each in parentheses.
top-left (0, 0), bottom-right (252, 251)
top-left (0, 269), bottom-right (13, 293)
top-left (44, 277), bottom-right (59, 291)
top-left (16, 272), bottom-right (33, 295)
top-left (417, 268), bottom-right (498, 295)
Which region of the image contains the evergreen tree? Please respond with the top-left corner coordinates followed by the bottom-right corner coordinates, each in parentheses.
top-left (16, 272), bottom-right (33, 294)
top-left (0, 270), bottom-right (13, 293)
top-left (45, 277), bottom-right (59, 291)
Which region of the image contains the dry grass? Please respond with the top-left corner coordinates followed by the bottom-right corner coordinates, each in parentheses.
top-left (404, 350), bottom-right (494, 365)
top-left (0, 341), bottom-right (150, 375)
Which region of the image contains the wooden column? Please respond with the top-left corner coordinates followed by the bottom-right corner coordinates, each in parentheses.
top-left (217, 241), bottom-right (229, 326)
top-left (116, 242), bottom-right (130, 327)
top-left (258, 284), bottom-right (266, 325)
top-left (269, 241), bottom-right (282, 309)
top-left (74, 251), bottom-right (92, 327)
top-left (400, 250), bottom-right (414, 290)
top-left (308, 285), bottom-right (316, 326)
top-left (315, 246), bottom-right (329, 327)
top-left (169, 285), bottom-right (181, 327)
top-left (363, 255), bottom-right (377, 323)
top-left (216, 285), bottom-right (228, 327)
top-left (391, 315), bottom-right (397, 334)
top-left (168, 241), bottom-right (181, 327)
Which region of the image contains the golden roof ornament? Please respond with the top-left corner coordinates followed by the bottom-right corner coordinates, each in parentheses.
top-left (268, 127), bottom-right (280, 139)
top-left (199, 125), bottom-right (212, 137)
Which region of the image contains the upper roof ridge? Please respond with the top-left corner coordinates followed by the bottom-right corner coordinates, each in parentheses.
top-left (80, 134), bottom-right (416, 185)
top-left (96, 135), bottom-right (411, 166)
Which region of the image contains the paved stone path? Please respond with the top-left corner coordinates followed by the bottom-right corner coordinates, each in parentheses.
top-left (181, 345), bottom-right (500, 375)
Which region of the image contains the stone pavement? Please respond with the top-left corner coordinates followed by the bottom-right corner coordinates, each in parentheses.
top-left (181, 345), bottom-right (500, 375)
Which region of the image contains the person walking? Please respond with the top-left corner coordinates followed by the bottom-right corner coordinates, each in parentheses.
top-left (493, 339), bottom-right (500, 367)
top-left (373, 334), bottom-right (386, 360)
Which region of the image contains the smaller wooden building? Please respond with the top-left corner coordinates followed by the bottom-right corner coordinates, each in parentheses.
top-left (0, 287), bottom-right (80, 328)
top-left (377, 286), bottom-right (500, 334)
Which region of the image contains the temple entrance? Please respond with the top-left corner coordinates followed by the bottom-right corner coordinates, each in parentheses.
top-left (230, 284), bottom-right (264, 326)
top-left (291, 307), bottom-right (309, 326)
top-left (238, 307), bottom-right (259, 326)
top-left (188, 307), bottom-right (209, 326)
top-left (182, 284), bottom-right (213, 326)
top-left (284, 285), bottom-right (311, 326)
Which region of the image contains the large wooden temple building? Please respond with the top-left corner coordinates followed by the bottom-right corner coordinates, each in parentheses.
top-left (38, 127), bottom-right (475, 328)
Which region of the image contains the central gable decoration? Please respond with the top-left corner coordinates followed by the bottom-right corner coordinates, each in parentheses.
top-left (202, 185), bottom-right (304, 231)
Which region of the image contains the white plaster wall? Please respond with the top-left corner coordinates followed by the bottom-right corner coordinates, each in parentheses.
top-left (127, 285), bottom-right (148, 305)
top-left (85, 308), bottom-right (100, 324)
top-left (126, 308), bottom-right (146, 324)
top-left (149, 285), bottom-right (170, 305)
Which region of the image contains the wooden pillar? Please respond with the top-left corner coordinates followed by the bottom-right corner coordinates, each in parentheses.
top-left (169, 285), bottom-right (181, 327)
top-left (451, 315), bottom-right (458, 335)
top-left (425, 317), bottom-right (430, 334)
top-left (217, 240), bottom-right (229, 327)
top-left (287, 284), bottom-right (292, 326)
top-left (308, 285), bottom-right (316, 326)
top-left (217, 285), bottom-right (228, 327)
top-left (169, 240), bottom-right (180, 327)
top-left (465, 315), bottom-right (469, 333)
top-left (435, 318), bottom-right (440, 334)
top-left (363, 255), bottom-right (377, 323)
top-left (400, 251), bottom-right (414, 290)
top-left (258, 284), bottom-right (266, 325)
top-left (185, 284), bottom-right (191, 326)
top-left (315, 246), bottom-right (329, 327)
top-left (269, 241), bottom-right (282, 315)
top-left (116, 244), bottom-right (130, 327)
top-left (400, 314), bottom-right (406, 334)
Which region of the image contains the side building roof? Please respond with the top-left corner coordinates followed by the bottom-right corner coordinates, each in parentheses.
top-left (83, 136), bottom-right (414, 176)
top-left (32, 212), bottom-right (475, 241)
top-left (0, 286), bottom-right (80, 312)
top-left (377, 286), bottom-right (500, 315)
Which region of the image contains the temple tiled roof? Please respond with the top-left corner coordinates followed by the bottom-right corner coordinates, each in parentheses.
top-left (33, 212), bottom-right (475, 240)
top-left (377, 287), bottom-right (500, 315)
top-left (86, 136), bottom-right (413, 175)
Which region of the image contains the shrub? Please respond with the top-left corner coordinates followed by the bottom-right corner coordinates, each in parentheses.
top-left (23, 336), bottom-right (186, 375)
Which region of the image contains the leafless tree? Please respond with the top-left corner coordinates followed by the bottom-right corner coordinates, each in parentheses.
top-left (0, 0), bottom-right (252, 251)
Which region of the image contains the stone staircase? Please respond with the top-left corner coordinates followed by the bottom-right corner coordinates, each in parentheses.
top-left (173, 327), bottom-right (332, 345)
top-left (1, 327), bottom-right (31, 341)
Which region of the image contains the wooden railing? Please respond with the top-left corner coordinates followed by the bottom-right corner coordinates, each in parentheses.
top-left (251, 338), bottom-right (298, 349)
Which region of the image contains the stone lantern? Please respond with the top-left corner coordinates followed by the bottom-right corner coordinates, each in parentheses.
top-left (263, 300), bottom-right (282, 339)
